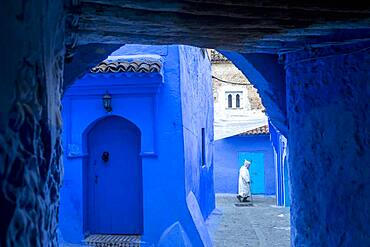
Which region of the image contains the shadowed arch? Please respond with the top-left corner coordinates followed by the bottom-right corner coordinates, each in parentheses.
top-left (218, 51), bottom-right (287, 135)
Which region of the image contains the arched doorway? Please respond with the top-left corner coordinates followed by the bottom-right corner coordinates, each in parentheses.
top-left (84, 116), bottom-right (143, 235)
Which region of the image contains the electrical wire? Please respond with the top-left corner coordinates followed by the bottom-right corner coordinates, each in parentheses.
top-left (212, 75), bottom-right (253, 86)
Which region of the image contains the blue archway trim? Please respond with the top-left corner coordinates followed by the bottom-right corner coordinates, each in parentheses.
top-left (218, 51), bottom-right (288, 136)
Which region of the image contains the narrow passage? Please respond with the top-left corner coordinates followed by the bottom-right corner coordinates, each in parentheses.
top-left (207, 194), bottom-right (290, 247)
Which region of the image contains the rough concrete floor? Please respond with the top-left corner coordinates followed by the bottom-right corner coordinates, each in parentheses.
top-left (206, 194), bottom-right (290, 247)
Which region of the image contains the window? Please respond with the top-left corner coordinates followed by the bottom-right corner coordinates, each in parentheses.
top-left (201, 128), bottom-right (206, 166)
top-left (225, 91), bottom-right (243, 109)
top-left (227, 94), bottom-right (232, 108)
top-left (236, 94), bottom-right (240, 108)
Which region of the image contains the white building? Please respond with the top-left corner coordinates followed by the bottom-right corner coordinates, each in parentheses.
top-left (210, 50), bottom-right (268, 140)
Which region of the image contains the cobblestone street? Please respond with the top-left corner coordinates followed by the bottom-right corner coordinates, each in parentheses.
top-left (207, 194), bottom-right (290, 247)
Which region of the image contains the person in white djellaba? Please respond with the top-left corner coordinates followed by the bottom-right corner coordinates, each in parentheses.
top-left (237, 160), bottom-right (252, 202)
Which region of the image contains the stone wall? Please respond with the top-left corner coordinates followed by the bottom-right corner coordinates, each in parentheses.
top-left (1, 1), bottom-right (369, 246)
top-left (211, 51), bottom-right (265, 111)
top-left (285, 43), bottom-right (370, 246)
top-left (0, 1), bottom-right (65, 246)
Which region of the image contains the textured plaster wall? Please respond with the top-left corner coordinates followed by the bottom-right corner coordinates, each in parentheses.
top-left (60, 45), bottom-right (186, 245)
top-left (0, 1), bottom-right (65, 246)
top-left (179, 46), bottom-right (215, 219)
top-left (178, 46), bottom-right (214, 247)
top-left (285, 43), bottom-right (370, 246)
top-left (214, 135), bottom-right (275, 195)
top-left (60, 93), bottom-right (158, 242)
top-left (60, 45), bottom-right (215, 247)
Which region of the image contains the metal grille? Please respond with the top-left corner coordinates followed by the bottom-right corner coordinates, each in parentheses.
top-left (84, 234), bottom-right (142, 247)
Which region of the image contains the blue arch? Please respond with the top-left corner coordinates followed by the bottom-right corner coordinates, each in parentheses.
top-left (218, 51), bottom-right (287, 136)
top-left (81, 115), bottom-right (142, 154)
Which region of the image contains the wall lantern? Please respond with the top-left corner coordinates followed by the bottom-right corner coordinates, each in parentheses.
top-left (102, 92), bottom-right (112, 112)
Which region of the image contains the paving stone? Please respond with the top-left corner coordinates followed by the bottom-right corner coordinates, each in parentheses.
top-left (207, 194), bottom-right (290, 247)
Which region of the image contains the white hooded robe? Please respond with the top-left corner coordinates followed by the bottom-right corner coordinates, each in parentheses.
top-left (238, 165), bottom-right (251, 198)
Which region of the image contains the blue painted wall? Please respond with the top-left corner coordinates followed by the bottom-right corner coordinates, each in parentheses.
top-left (59, 45), bottom-right (214, 247)
top-left (179, 46), bottom-right (215, 219)
top-left (269, 121), bottom-right (289, 206)
top-left (214, 134), bottom-right (275, 195)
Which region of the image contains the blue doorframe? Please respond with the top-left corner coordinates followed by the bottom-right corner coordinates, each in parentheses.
top-left (83, 116), bottom-right (143, 235)
top-left (238, 152), bottom-right (265, 194)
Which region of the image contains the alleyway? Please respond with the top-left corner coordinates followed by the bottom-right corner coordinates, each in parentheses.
top-left (207, 194), bottom-right (290, 247)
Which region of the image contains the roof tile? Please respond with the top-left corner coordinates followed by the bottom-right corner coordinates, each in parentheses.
top-left (239, 125), bottom-right (269, 136)
top-left (90, 61), bottom-right (162, 73)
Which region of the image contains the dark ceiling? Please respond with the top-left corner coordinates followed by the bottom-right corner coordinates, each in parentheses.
top-left (66, 0), bottom-right (370, 53)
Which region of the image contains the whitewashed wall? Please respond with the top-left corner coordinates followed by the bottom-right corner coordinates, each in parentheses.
top-left (212, 57), bottom-right (268, 140)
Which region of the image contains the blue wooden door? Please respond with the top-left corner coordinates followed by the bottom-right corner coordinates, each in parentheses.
top-left (87, 116), bottom-right (143, 234)
top-left (238, 152), bottom-right (265, 194)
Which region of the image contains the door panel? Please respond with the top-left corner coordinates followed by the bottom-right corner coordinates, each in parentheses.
top-left (87, 116), bottom-right (142, 234)
top-left (238, 152), bottom-right (265, 194)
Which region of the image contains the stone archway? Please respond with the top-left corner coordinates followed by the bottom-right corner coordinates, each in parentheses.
top-left (219, 51), bottom-right (287, 135)
top-left (1, 1), bottom-right (370, 246)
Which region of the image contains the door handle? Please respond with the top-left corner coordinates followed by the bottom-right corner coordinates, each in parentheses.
top-left (102, 151), bottom-right (109, 162)
top-left (95, 175), bottom-right (98, 184)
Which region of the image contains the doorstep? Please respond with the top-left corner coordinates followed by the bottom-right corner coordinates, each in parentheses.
top-left (84, 234), bottom-right (143, 247)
